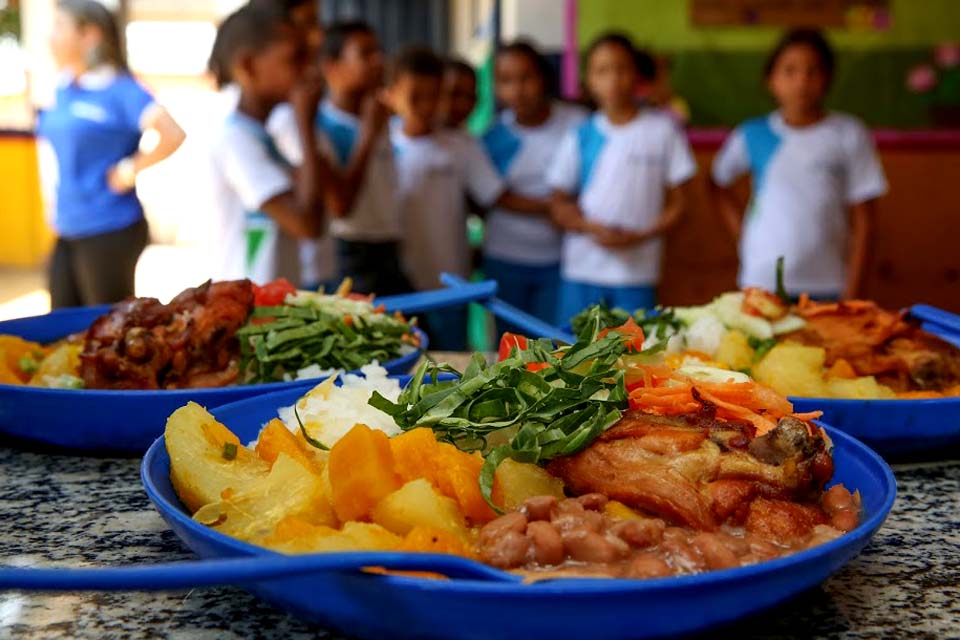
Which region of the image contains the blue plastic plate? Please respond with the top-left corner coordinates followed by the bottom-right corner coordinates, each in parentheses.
top-left (141, 387), bottom-right (896, 640)
top-left (0, 306), bottom-right (425, 453)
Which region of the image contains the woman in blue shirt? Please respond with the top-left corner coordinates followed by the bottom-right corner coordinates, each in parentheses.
top-left (38, 0), bottom-right (185, 308)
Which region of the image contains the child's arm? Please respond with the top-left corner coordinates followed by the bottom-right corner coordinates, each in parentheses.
top-left (326, 91), bottom-right (390, 218)
top-left (259, 82), bottom-right (327, 239)
top-left (550, 190), bottom-right (603, 233)
top-left (493, 191), bottom-right (550, 216)
top-left (843, 199), bottom-right (876, 299)
top-left (711, 179), bottom-right (747, 242)
top-left (592, 180), bottom-right (690, 248)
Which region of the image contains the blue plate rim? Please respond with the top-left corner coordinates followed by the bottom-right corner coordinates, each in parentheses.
top-left (141, 408), bottom-right (898, 595)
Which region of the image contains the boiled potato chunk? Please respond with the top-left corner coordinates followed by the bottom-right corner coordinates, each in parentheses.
top-left (262, 517), bottom-right (401, 555)
top-left (827, 376), bottom-right (896, 399)
top-left (165, 402), bottom-right (270, 513)
top-left (492, 458), bottom-right (565, 511)
top-left (29, 343), bottom-right (81, 385)
top-left (372, 478), bottom-right (470, 542)
top-left (753, 343), bottom-right (828, 398)
top-left (714, 330), bottom-right (754, 372)
top-left (193, 453), bottom-right (332, 542)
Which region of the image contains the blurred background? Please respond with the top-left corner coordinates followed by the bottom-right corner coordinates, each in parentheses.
top-left (0, 0), bottom-right (958, 321)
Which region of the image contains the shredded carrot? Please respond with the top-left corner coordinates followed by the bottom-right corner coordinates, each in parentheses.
top-left (626, 363), bottom-right (819, 437)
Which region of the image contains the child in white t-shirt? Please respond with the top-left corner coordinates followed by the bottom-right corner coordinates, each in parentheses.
top-left (547, 33), bottom-right (696, 324)
top-left (207, 6), bottom-right (334, 285)
top-left (482, 40), bottom-right (587, 330)
top-left (388, 47), bottom-right (536, 350)
top-left (712, 29), bottom-right (887, 299)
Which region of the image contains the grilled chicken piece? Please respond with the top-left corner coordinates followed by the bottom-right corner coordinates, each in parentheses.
top-left (548, 410), bottom-right (833, 539)
top-left (789, 298), bottom-right (960, 392)
top-left (80, 280), bottom-right (254, 390)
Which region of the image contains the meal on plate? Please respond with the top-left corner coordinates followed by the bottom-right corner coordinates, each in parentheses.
top-left (571, 286), bottom-right (960, 401)
top-left (165, 309), bottom-right (862, 580)
top-left (0, 278), bottom-right (419, 390)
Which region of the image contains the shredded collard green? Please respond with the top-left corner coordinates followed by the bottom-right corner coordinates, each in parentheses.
top-left (236, 302), bottom-right (416, 384)
top-left (570, 302), bottom-right (683, 344)
top-left (369, 308), bottom-right (631, 511)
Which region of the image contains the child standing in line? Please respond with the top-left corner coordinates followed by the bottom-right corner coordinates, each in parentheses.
top-left (712, 29), bottom-right (887, 300)
top-left (482, 40), bottom-right (587, 330)
top-left (314, 21), bottom-right (408, 296)
top-left (389, 47), bottom-right (556, 350)
top-left (439, 59), bottom-right (479, 130)
top-left (547, 33), bottom-right (696, 323)
top-left (207, 5), bottom-right (331, 285)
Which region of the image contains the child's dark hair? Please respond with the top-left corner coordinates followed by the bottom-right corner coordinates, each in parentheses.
top-left (209, 5), bottom-right (290, 88)
top-left (391, 46), bottom-right (445, 82)
top-left (585, 31), bottom-right (656, 81)
top-left (321, 20), bottom-right (375, 60)
top-left (496, 39), bottom-right (557, 96)
top-left (445, 58), bottom-right (477, 82)
top-left (249, 0), bottom-right (315, 14)
top-left (764, 28), bottom-right (835, 82)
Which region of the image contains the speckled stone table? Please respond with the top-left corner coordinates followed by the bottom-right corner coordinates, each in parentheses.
top-left (0, 351), bottom-right (958, 638)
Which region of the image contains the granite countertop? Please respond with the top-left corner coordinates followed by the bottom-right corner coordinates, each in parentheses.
top-left (0, 353), bottom-right (958, 639)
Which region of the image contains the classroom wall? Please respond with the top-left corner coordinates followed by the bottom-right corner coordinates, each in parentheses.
top-left (577, 0), bottom-right (960, 127)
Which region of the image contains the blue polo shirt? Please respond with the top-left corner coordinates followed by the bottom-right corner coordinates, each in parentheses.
top-left (37, 69), bottom-right (155, 239)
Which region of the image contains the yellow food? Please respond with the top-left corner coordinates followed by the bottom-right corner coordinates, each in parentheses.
top-left (0, 336), bottom-right (48, 384)
top-left (390, 427), bottom-right (496, 524)
top-left (753, 343), bottom-right (896, 399)
top-left (263, 518), bottom-right (401, 554)
top-left (371, 478), bottom-right (471, 542)
top-left (192, 452), bottom-right (331, 542)
top-left (714, 330), bottom-right (755, 372)
top-left (604, 500), bottom-right (645, 521)
top-left (255, 418), bottom-right (324, 473)
top-left (827, 376), bottom-right (896, 400)
top-left (491, 458), bottom-right (566, 511)
top-left (399, 526), bottom-right (477, 559)
top-left (165, 402), bottom-right (270, 513)
top-left (327, 423), bottom-right (401, 522)
top-left (753, 343), bottom-right (829, 398)
top-left (29, 343), bottom-right (81, 385)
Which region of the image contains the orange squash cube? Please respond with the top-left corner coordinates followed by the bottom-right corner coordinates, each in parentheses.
top-left (328, 424), bottom-right (401, 522)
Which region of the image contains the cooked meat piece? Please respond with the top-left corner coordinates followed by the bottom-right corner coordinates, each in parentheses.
top-left (745, 498), bottom-right (828, 545)
top-left (789, 297), bottom-right (960, 392)
top-left (548, 410), bottom-right (832, 531)
top-left (79, 280), bottom-right (254, 390)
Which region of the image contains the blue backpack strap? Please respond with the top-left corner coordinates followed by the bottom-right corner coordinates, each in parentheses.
top-left (316, 110), bottom-right (357, 166)
top-left (481, 121), bottom-right (522, 176)
top-left (577, 116), bottom-right (607, 192)
top-left (741, 115), bottom-right (782, 193)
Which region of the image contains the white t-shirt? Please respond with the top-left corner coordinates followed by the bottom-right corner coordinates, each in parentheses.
top-left (712, 111), bottom-right (888, 295)
top-left (208, 111), bottom-right (299, 285)
top-left (546, 109), bottom-right (697, 286)
top-left (268, 102), bottom-right (336, 288)
top-left (481, 102), bottom-right (588, 265)
top-left (391, 124), bottom-right (505, 291)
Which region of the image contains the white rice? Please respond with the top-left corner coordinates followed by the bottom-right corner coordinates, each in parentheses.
top-left (269, 363), bottom-right (402, 448)
top-left (683, 315), bottom-right (727, 356)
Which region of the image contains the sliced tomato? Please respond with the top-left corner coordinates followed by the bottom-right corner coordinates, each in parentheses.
top-left (598, 317), bottom-right (645, 353)
top-left (498, 333), bottom-right (529, 361)
top-left (525, 361), bottom-right (551, 373)
top-left (253, 278), bottom-right (297, 306)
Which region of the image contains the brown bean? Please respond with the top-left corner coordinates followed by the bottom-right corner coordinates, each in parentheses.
top-left (625, 552), bottom-right (674, 578)
top-left (712, 531), bottom-right (751, 557)
top-left (561, 529), bottom-right (619, 563)
top-left (576, 493), bottom-right (609, 511)
top-left (822, 485), bottom-right (854, 514)
top-left (806, 524), bottom-right (843, 548)
top-left (526, 521), bottom-right (564, 566)
top-left (521, 495), bottom-right (558, 522)
top-left (609, 519), bottom-right (665, 548)
top-left (691, 533), bottom-right (740, 570)
top-left (479, 530), bottom-right (531, 569)
top-left (830, 509), bottom-right (859, 533)
top-left (603, 533), bottom-right (632, 559)
top-left (478, 512), bottom-right (528, 546)
top-left (661, 535), bottom-right (705, 573)
top-left (551, 500), bottom-right (592, 533)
